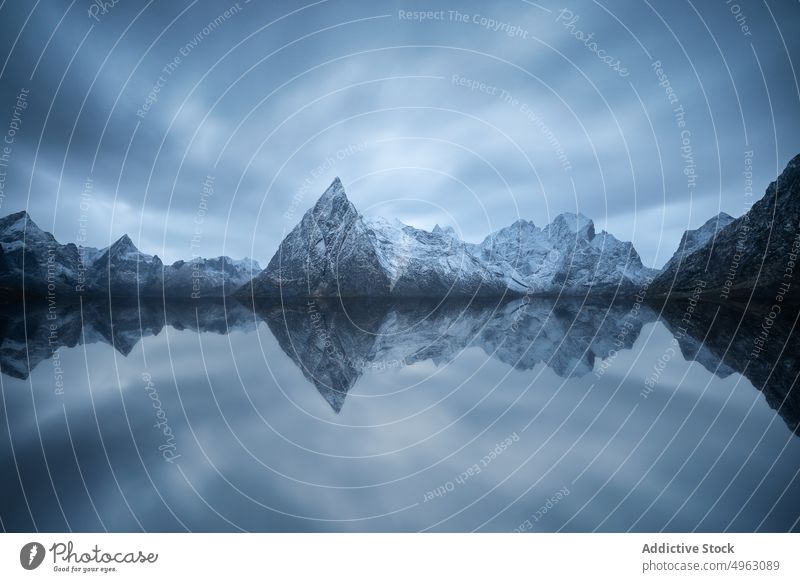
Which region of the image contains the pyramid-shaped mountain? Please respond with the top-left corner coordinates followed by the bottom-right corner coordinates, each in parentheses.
top-left (238, 178), bottom-right (655, 299)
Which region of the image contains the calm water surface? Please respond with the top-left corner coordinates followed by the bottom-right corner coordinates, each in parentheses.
top-left (1, 296), bottom-right (798, 532)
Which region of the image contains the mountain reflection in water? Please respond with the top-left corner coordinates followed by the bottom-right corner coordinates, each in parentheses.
top-left (4, 296), bottom-right (797, 433)
top-left (1, 295), bottom-right (799, 532)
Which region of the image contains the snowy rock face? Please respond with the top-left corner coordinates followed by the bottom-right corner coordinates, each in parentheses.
top-left (163, 256), bottom-right (261, 299)
top-left (652, 154), bottom-right (800, 298)
top-left (0, 212), bottom-right (257, 298)
top-left (0, 211), bottom-right (93, 295)
top-left (241, 178), bottom-right (527, 299)
top-left (244, 178), bottom-right (392, 298)
top-left (87, 234), bottom-right (165, 296)
top-left (364, 215), bottom-right (528, 297)
top-left (471, 213), bottom-right (655, 294)
top-left (258, 297), bottom-right (657, 412)
top-left (243, 178), bottom-right (658, 300)
top-left (656, 212), bottom-right (735, 288)
top-left (662, 213), bottom-right (735, 273)
top-left (5, 153), bottom-right (798, 301)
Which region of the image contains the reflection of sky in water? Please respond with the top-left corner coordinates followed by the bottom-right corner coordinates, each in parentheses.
top-left (1, 303), bottom-right (799, 532)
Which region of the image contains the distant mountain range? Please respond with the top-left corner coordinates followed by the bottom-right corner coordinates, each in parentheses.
top-left (1, 153), bottom-right (798, 301)
top-left (240, 177), bottom-right (655, 299)
top-left (0, 212), bottom-right (260, 299)
top-left (241, 153), bottom-right (800, 301)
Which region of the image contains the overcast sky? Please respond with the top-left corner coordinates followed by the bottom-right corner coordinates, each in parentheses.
top-left (0, 0), bottom-right (798, 268)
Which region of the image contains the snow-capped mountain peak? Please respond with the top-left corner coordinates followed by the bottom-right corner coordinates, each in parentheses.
top-left (242, 179), bottom-right (660, 299)
top-left (312, 176), bottom-right (350, 218)
top-left (0, 209), bottom-right (260, 298)
top-left (0, 210), bottom-right (32, 233)
top-left (103, 234), bottom-right (154, 262)
top-left (432, 224), bottom-right (458, 239)
top-left (242, 177), bottom-right (530, 299)
top-left (546, 212), bottom-right (595, 242)
top-left (660, 211), bottom-right (736, 274)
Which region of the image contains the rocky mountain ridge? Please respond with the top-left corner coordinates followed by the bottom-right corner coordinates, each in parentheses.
top-left (2, 153), bottom-right (798, 301)
top-left (247, 153), bottom-right (798, 300)
top-left (240, 177), bottom-right (656, 299)
top-left (651, 153), bottom-right (800, 299)
top-left (0, 211), bottom-right (260, 298)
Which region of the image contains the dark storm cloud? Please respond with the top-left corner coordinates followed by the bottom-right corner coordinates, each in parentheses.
top-left (0, 0), bottom-right (798, 267)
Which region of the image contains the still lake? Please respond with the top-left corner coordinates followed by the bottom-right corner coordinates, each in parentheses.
top-left (1, 296), bottom-right (798, 532)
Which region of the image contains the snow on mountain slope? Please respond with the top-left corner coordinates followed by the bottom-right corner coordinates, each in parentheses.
top-left (471, 213), bottom-right (655, 294)
top-left (0, 212), bottom-right (258, 298)
top-left (0, 211), bottom-right (84, 293)
top-left (658, 212), bottom-right (735, 277)
top-left (241, 178), bottom-right (528, 299)
top-left (651, 154), bottom-right (800, 298)
top-left (164, 256), bottom-right (262, 298)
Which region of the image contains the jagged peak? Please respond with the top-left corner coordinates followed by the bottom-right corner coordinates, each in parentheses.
top-left (548, 212), bottom-right (595, 240)
top-left (766, 153), bottom-right (800, 198)
top-left (714, 211), bottom-right (735, 222)
top-left (111, 233), bottom-right (137, 250)
top-left (0, 210), bottom-right (40, 234)
top-left (493, 218), bottom-right (534, 233)
top-left (309, 177), bottom-right (355, 221)
top-left (479, 218), bottom-right (536, 247)
top-left (679, 212), bottom-right (735, 243)
top-left (432, 223), bottom-right (457, 238)
top-left (99, 234), bottom-right (155, 262)
top-left (510, 218), bottom-right (536, 229)
top-left (168, 255), bottom-right (260, 270)
top-left (213, 255), bottom-right (262, 268)
top-left (1, 209), bottom-right (31, 222)
top-left (233, 256), bottom-right (262, 270)
top-left (592, 229), bottom-right (636, 249)
top-left (552, 211), bottom-right (592, 225)
top-left (317, 177), bottom-right (346, 203)
top-left (695, 212), bottom-right (735, 232)
top-left (780, 153), bottom-right (800, 176)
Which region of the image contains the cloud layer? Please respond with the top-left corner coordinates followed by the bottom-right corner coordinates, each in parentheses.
top-left (0, 0), bottom-right (798, 267)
